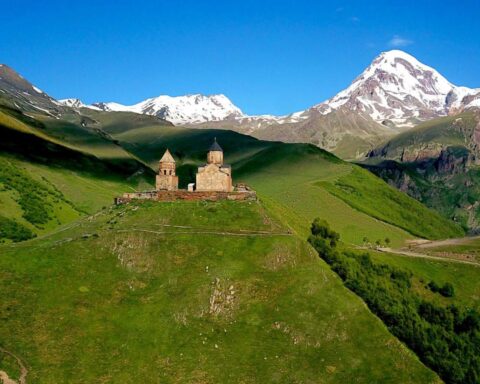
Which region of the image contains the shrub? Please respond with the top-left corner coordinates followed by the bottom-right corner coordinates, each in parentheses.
top-left (0, 215), bottom-right (36, 242)
top-left (428, 281), bottom-right (455, 297)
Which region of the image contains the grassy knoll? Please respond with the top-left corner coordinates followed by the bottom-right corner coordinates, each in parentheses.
top-left (0, 201), bottom-right (438, 383)
top-left (0, 156), bottom-right (81, 241)
top-left (0, 153), bottom-right (152, 242)
top-left (0, 107), bottom-right (155, 240)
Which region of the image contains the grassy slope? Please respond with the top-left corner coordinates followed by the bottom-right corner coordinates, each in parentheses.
top-left (362, 112), bottom-right (480, 231)
top-left (369, 250), bottom-right (480, 311)
top-left (0, 201), bottom-right (438, 383)
top-left (320, 167), bottom-right (463, 239)
top-left (0, 109), bottom-right (153, 240)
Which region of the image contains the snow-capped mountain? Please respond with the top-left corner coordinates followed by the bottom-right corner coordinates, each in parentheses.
top-left (311, 50), bottom-right (480, 125)
top-left (82, 50), bottom-right (479, 129)
top-left (91, 94), bottom-right (244, 125)
top-left (58, 98), bottom-right (100, 109)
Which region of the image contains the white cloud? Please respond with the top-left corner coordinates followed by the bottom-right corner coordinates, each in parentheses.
top-left (388, 35), bottom-right (414, 47)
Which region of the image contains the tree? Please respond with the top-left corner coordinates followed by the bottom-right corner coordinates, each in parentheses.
top-left (310, 218), bottom-right (340, 248)
top-left (362, 236), bottom-right (369, 246)
top-left (384, 237), bottom-right (391, 247)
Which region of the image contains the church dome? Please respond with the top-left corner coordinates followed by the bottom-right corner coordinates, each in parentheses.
top-left (209, 138), bottom-right (223, 152)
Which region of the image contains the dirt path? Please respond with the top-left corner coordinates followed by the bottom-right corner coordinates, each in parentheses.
top-left (407, 235), bottom-right (480, 249)
top-left (0, 348), bottom-right (27, 384)
top-left (377, 247), bottom-right (480, 267)
top-left (115, 228), bottom-right (292, 237)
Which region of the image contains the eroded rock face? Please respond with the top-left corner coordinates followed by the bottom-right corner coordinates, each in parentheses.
top-left (434, 149), bottom-right (469, 175)
top-left (364, 113), bottom-right (480, 232)
top-left (400, 144), bottom-right (444, 163)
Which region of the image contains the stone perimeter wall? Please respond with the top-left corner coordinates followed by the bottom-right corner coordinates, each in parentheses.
top-left (115, 190), bottom-right (257, 205)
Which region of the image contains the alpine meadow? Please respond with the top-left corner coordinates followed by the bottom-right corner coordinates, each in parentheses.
top-left (1, 2), bottom-right (480, 383)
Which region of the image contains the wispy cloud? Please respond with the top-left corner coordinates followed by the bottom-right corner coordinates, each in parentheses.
top-left (388, 35), bottom-right (414, 47)
top-left (350, 16), bottom-right (360, 22)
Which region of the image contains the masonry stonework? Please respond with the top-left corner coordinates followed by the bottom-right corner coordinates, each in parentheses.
top-left (155, 149), bottom-right (178, 191)
top-left (196, 138), bottom-right (233, 192)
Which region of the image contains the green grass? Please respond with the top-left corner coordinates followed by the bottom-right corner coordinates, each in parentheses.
top-left (363, 112), bottom-right (480, 232)
top-left (0, 201), bottom-right (438, 383)
top-left (235, 144), bottom-right (456, 247)
top-left (0, 156), bottom-right (82, 240)
top-left (320, 167), bottom-right (464, 240)
top-left (368, 250), bottom-right (480, 311)
top-left (370, 112), bottom-right (479, 160)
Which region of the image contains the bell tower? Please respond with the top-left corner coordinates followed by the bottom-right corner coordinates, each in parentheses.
top-left (156, 149), bottom-right (179, 191)
top-left (207, 137), bottom-right (224, 165)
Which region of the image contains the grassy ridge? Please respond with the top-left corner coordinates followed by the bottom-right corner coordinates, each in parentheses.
top-left (0, 201), bottom-right (438, 383)
top-left (235, 143), bottom-right (461, 245)
top-left (320, 167), bottom-right (464, 239)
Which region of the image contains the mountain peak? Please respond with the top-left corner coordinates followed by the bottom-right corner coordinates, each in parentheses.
top-left (313, 50), bottom-right (464, 124)
top-left (91, 93), bottom-right (244, 125)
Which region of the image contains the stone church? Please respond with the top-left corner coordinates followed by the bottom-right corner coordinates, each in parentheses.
top-left (195, 138), bottom-right (233, 192)
top-left (155, 139), bottom-right (233, 192)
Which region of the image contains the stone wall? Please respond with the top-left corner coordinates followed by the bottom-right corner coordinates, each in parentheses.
top-left (115, 189), bottom-right (256, 205)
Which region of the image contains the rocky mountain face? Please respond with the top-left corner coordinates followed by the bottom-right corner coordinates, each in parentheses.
top-left (58, 98), bottom-right (100, 110)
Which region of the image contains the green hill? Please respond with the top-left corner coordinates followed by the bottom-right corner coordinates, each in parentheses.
top-left (0, 201), bottom-right (439, 383)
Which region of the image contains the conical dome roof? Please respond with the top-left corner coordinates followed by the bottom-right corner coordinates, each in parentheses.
top-left (160, 149), bottom-right (175, 163)
top-left (209, 137), bottom-right (223, 152)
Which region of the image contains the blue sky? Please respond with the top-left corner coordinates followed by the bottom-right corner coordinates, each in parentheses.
top-left (1, 0), bottom-right (479, 115)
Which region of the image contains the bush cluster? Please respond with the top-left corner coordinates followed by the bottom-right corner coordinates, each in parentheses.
top-left (308, 218), bottom-right (480, 384)
top-left (0, 158), bottom-right (62, 226)
top-left (0, 215), bottom-right (35, 242)
top-left (428, 281), bottom-right (455, 297)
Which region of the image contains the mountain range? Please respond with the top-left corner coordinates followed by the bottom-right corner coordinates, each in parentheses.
top-left (60, 50), bottom-right (480, 126)
top-left (57, 50), bottom-right (480, 158)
